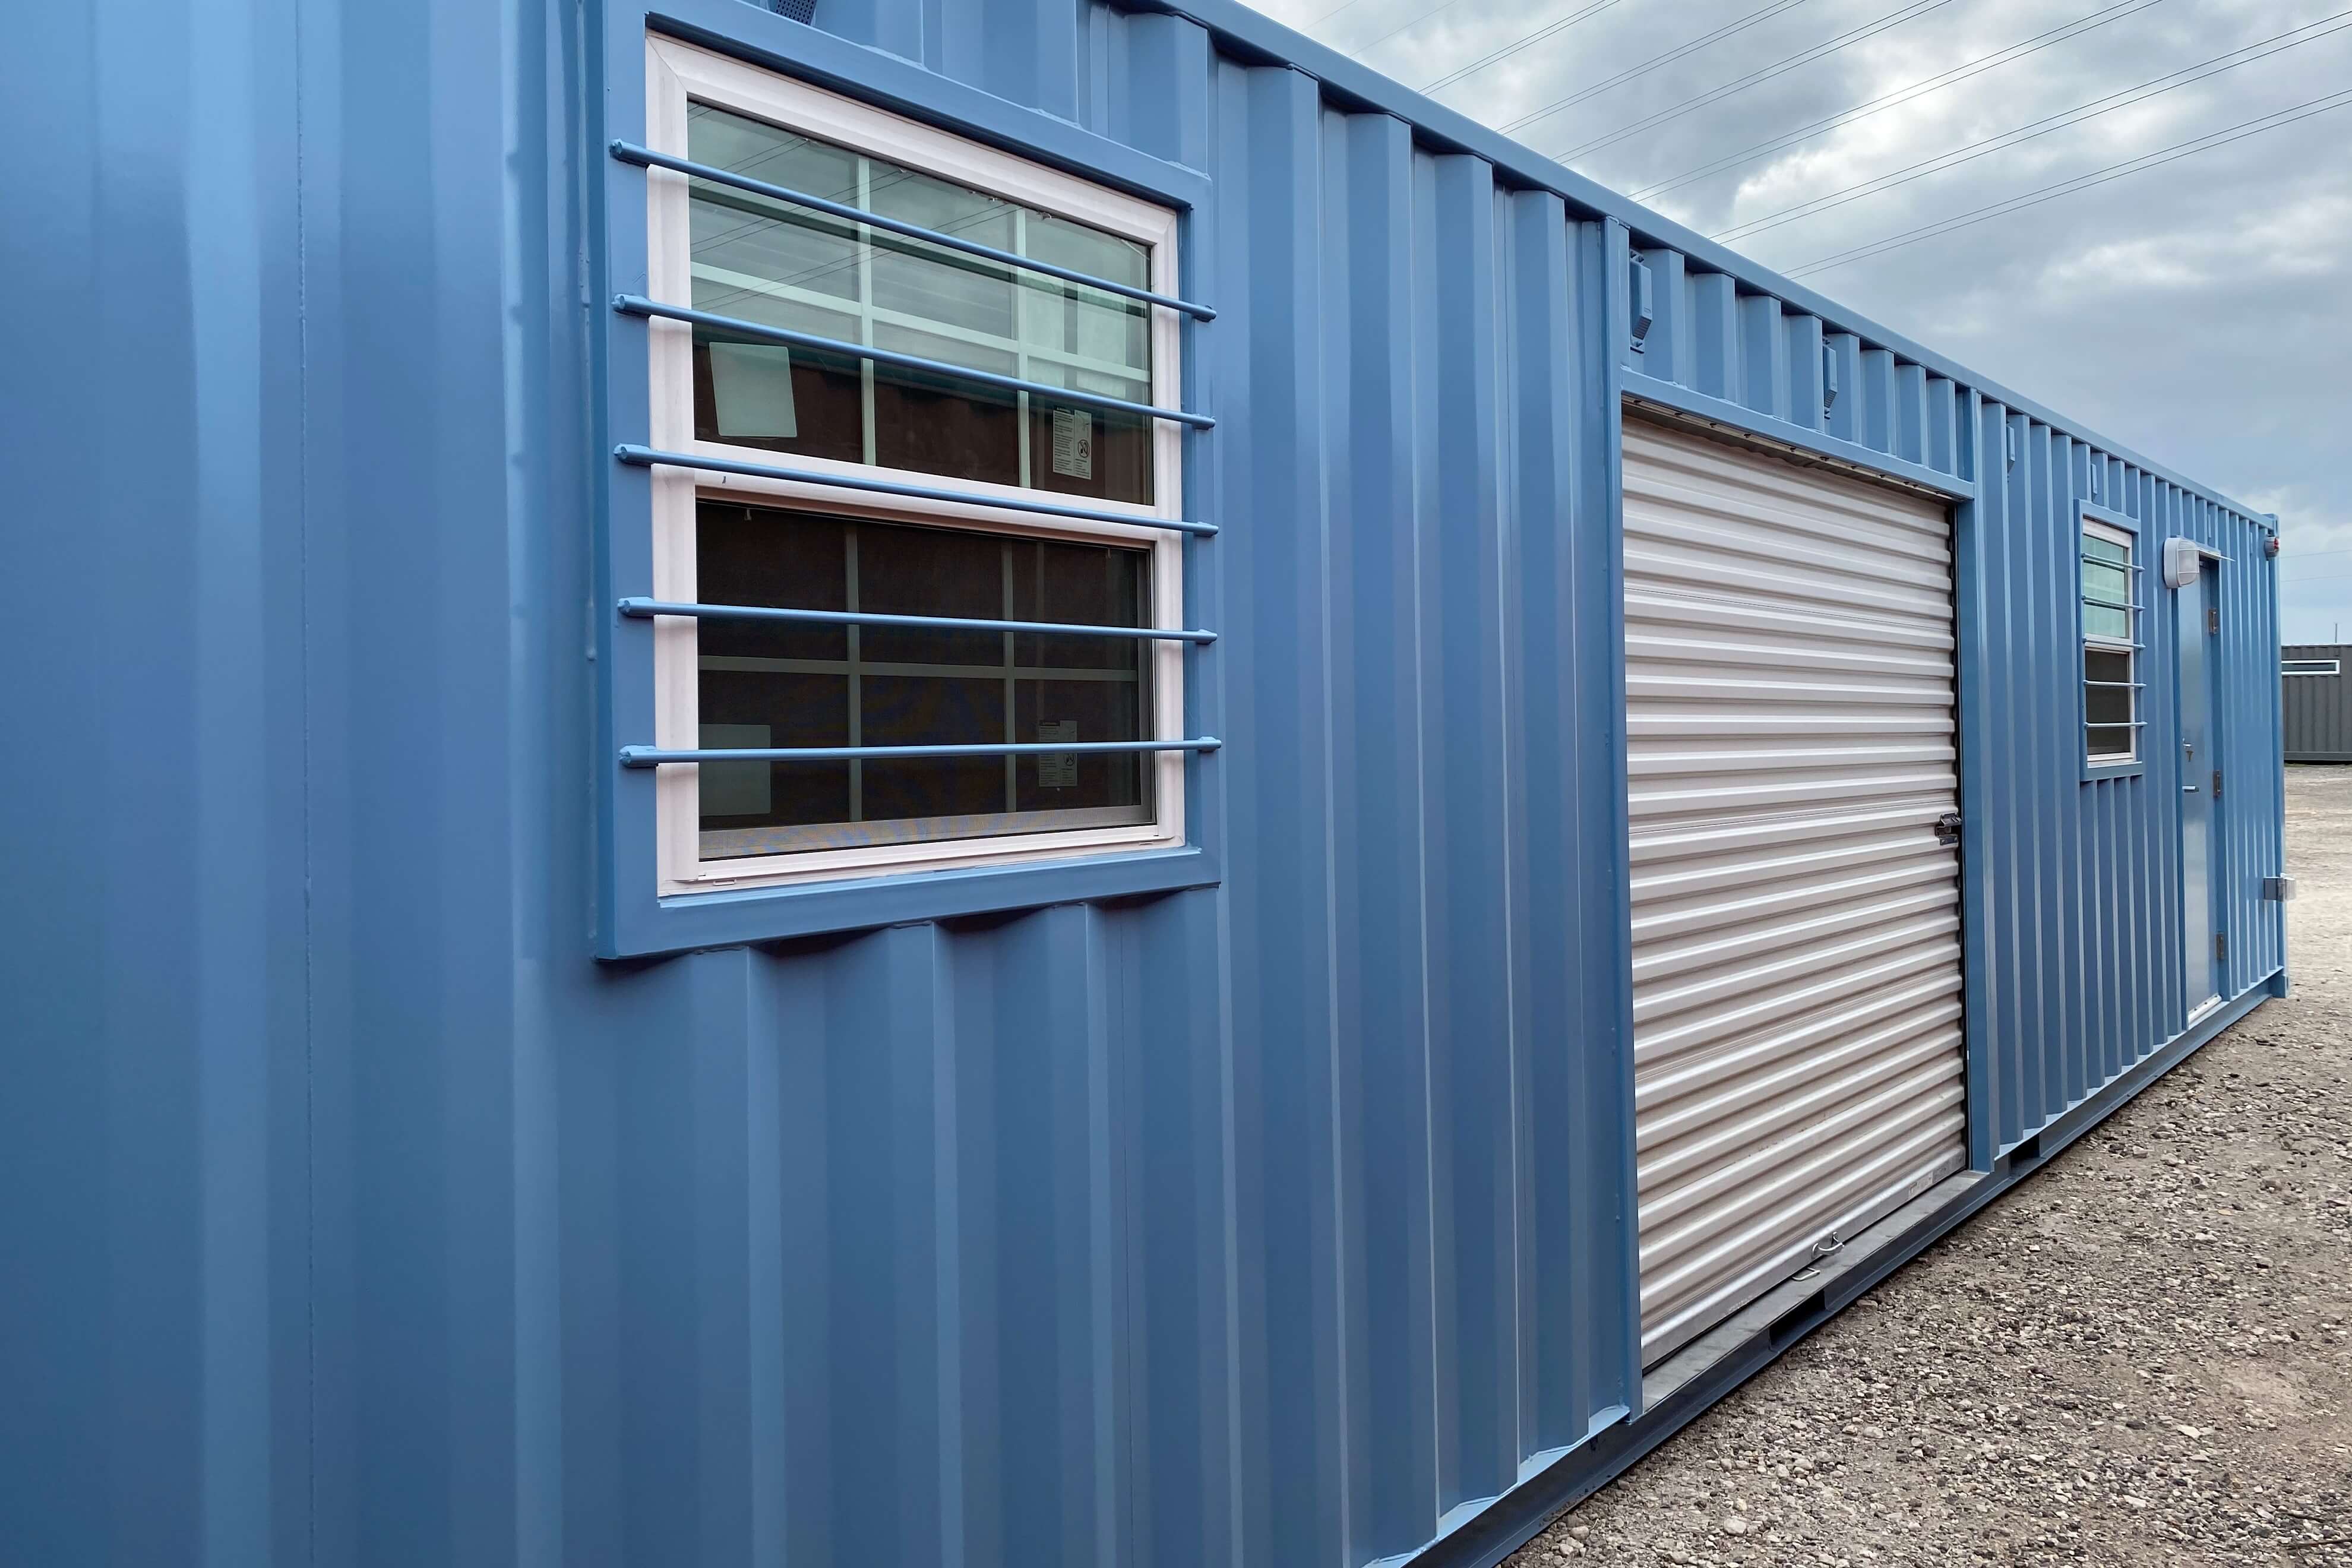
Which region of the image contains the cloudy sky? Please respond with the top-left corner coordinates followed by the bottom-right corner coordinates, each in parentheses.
top-left (1245, 0), bottom-right (2352, 644)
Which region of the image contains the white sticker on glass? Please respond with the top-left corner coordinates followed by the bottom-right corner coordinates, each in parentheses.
top-left (698, 723), bottom-right (773, 817)
top-left (707, 343), bottom-right (799, 440)
top-left (1036, 719), bottom-right (1079, 789)
top-left (1050, 407), bottom-right (1093, 480)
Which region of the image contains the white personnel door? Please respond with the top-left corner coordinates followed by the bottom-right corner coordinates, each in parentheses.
top-left (1621, 416), bottom-right (1967, 1365)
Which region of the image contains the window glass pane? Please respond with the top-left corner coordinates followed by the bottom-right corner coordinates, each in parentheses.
top-left (682, 102), bottom-right (1157, 505)
top-left (2080, 559), bottom-right (2128, 606)
top-left (2084, 645), bottom-right (2134, 761)
top-left (694, 500), bottom-right (1152, 859)
top-left (2082, 603), bottom-right (2131, 641)
top-left (2084, 649), bottom-right (2132, 727)
top-left (2079, 532), bottom-right (2133, 643)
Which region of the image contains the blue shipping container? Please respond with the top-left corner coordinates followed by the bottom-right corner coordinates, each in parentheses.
top-left (0, 1), bottom-right (2290, 1565)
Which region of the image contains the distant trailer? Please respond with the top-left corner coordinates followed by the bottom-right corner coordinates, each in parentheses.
top-left (2284, 644), bottom-right (2352, 761)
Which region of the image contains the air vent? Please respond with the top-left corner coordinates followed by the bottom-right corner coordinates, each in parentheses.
top-left (767, 0), bottom-right (816, 21)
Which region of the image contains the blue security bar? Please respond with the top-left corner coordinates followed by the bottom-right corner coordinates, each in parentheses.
top-left (618, 596), bottom-right (1216, 643)
top-left (620, 737), bottom-right (1222, 767)
top-left (610, 141), bottom-right (1216, 323)
top-left (612, 295), bottom-right (1216, 430)
top-left (613, 445), bottom-right (1217, 536)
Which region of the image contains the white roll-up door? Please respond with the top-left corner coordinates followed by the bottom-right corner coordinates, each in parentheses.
top-left (1622, 415), bottom-right (1967, 1365)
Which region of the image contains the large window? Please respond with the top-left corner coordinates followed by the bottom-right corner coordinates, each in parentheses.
top-left (643, 38), bottom-right (1191, 893)
top-left (2081, 519), bottom-right (2139, 766)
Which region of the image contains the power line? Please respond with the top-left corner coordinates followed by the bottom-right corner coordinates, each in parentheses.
top-left (1499, 0), bottom-right (1815, 137)
top-left (1300, 0), bottom-right (1385, 31)
top-left (1551, 0), bottom-right (1965, 164)
top-left (1712, 11), bottom-right (2352, 244)
top-left (1782, 88), bottom-right (2352, 278)
top-left (1335, 0), bottom-right (1474, 58)
top-left (1412, 0), bottom-right (1633, 94)
top-left (1627, 0), bottom-right (2171, 203)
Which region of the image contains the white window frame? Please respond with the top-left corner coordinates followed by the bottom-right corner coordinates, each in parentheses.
top-left (2282, 658), bottom-right (2340, 677)
top-left (2081, 516), bottom-right (2139, 767)
top-left (643, 36), bottom-right (1190, 896)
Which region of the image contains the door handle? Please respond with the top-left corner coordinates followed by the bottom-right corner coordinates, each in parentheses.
top-left (2182, 783), bottom-right (2199, 793)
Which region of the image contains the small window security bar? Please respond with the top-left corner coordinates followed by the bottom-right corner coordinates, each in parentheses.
top-left (603, 121), bottom-right (1221, 831)
top-left (2082, 519), bottom-right (2145, 767)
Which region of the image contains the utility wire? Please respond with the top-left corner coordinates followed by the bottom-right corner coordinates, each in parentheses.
top-left (1499, 0), bottom-right (1815, 136)
top-left (1551, 0), bottom-right (1961, 163)
top-left (1714, 11), bottom-right (2352, 244)
top-left (1414, 0), bottom-right (1635, 95)
top-left (1627, 0), bottom-right (2171, 203)
top-left (1335, 0), bottom-right (1475, 58)
top-left (1782, 88), bottom-right (2352, 277)
top-left (1300, 0), bottom-right (1384, 31)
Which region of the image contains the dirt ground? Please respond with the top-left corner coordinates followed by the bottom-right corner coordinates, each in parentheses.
top-left (1511, 766), bottom-right (2352, 1568)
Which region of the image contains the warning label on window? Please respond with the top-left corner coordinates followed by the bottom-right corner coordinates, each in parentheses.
top-left (1050, 407), bottom-right (1093, 480)
top-left (1036, 720), bottom-right (1079, 788)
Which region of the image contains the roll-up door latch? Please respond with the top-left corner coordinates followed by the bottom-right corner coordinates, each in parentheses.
top-left (1934, 813), bottom-right (1962, 848)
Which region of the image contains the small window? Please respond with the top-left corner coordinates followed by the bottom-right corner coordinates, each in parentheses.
top-left (2081, 519), bottom-right (2139, 766)
top-left (2282, 658), bottom-right (2340, 677)
top-left (641, 39), bottom-right (1193, 893)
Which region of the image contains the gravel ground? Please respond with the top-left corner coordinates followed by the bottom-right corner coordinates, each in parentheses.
top-left (1512, 766), bottom-right (2352, 1568)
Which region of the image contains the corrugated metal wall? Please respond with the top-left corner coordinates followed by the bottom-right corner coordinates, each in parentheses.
top-left (7, 3), bottom-right (1642, 1566)
top-left (2284, 644), bottom-right (2352, 761)
top-left (1614, 245), bottom-right (2287, 1160)
top-left (0, 1), bottom-right (2288, 1566)
top-left (1621, 420), bottom-right (1966, 1363)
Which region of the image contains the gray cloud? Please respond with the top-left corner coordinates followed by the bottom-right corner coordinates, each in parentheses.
top-left (1256, 0), bottom-right (2352, 641)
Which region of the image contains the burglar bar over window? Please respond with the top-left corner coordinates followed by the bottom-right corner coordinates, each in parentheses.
top-left (611, 40), bottom-right (1217, 894)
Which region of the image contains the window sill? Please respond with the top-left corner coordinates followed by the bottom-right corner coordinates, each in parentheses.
top-left (2081, 759), bottom-right (2146, 782)
top-left (600, 843), bottom-right (1218, 957)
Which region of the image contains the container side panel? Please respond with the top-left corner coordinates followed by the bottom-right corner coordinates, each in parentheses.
top-left (1320, 108), bottom-right (1440, 1561)
top-left (1212, 59), bottom-right (1347, 1568)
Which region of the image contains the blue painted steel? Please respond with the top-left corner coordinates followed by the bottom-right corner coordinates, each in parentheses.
top-left (614, 443), bottom-right (1222, 535)
top-left (616, 596), bottom-right (1218, 642)
top-left (610, 139), bottom-right (1219, 319)
top-left (619, 737), bottom-right (1222, 765)
top-left (0, 3), bottom-right (2288, 1568)
top-left (612, 293), bottom-right (1218, 428)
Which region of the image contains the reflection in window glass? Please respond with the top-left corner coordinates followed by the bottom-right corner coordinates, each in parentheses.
top-left (682, 102), bottom-right (1155, 504)
top-left (694, 501), bottom-right (1152, 860)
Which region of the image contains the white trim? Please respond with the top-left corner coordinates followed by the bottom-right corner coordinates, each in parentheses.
top-left (2082, 517), bottom-right (2135, 551)
top-left (644, 34), bottom-right (1189, 897)
top-left (2282, 659), bottom-right (2340, 677)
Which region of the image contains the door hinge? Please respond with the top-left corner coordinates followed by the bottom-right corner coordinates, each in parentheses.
top-left (1934, 812), bottom-right (1962, 848)
top-left (2206, 606), bottom-right (2220, 635)
top-left (2215, 931), bottom-right (2228, 963)
top-left (2213, 769), bottom-right (2223, 801)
